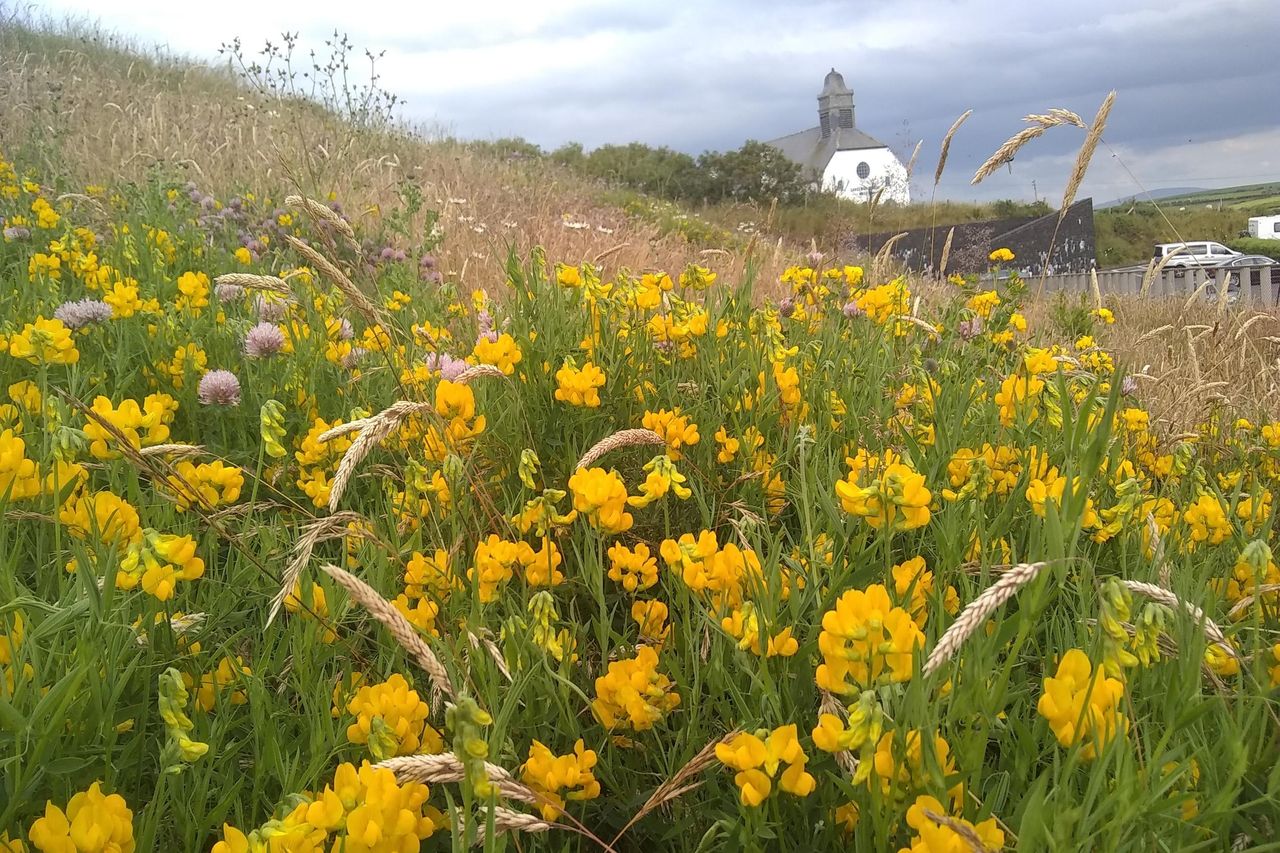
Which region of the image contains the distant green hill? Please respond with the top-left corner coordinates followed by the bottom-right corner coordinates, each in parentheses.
top-left (1108, 183), bottom-right (1280, 216)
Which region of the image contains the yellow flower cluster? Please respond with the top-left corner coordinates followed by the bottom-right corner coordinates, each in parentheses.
top-left (554, 359), bottom-right (606, 407)
top-left (568, 467), bottom-right (633, 534)
top-left (0, 429), bottom-right (40, 502)
top-left (817, 585), bottom-right (924, 693)
top-left (82, 394), bottom-right (177, 459)
top-left (1037, 649), bottom-right (1128, 760)
top-left (213, 762), bottom-right (440, 853)
top-left (835, 450), bottom-right (932, 532)
top-left (591, 645), bottom-right (679, 730)
top-left (345, 673), bottom-right (443, 759)
top-left (627, 454), bottom-right (691, 508)
top-left (898, 795), bottom-right (1004, 853)
top-left (175, 270), bottom-right (210, 314)
top-left (471, 332), bottom-right (522, 375)
top-left (659, 531), bottom-right (768, 614)
top-left (59, 490), bottom-right (141, 549)
top-left (715, 725), bottom-right (815, 806)
top-left (27, 783), bottom-right (134, 853)
top-left (167, 460), bottom-right (244, 511)
top-left (521, 738), bottom-right (601, 819)
top-left (607, 542), bottom-right (658, 593)
top-left (5, 317), bottom-right (79, 365)
top-left (118, 531), bottom-right (205, 601)
top-left (187, 656), bottom-right (252, 713)
top-left (641, 408), bottom-right (700, 459)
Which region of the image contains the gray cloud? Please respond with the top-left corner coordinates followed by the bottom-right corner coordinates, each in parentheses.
top-left (42, 0), bottom-right (1280, 201)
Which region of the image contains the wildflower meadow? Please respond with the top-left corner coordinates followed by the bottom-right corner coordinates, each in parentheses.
top-left (1, 30), bottom-right (1279, 853)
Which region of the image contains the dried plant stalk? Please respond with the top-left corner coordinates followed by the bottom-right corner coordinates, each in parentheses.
top-left (1121, 580), bottom-right (1237, 660)
top-left (213, 272), bottom-right (292, 296)
top-left (472, 807), bottom-right (558, 846)
top-left (328, 400), bottom-right (434, 511)
top-left (905, 139), bottom-right (924, 179)
top-left (923, 810), bottom-right (997, 853)
top-left (611, 731), bottom-right (740, 844)
top-left (972, 108), bottom-right (1086, 186)
top-left (576, 428), bottom-right (666, 470)
top-left (922, 562), bottom-right (1049, 677)
top-left (285, 193), bottom-right (361, 253)
top-left (322, 563), bottom-right (457, 700)
top-left (1226, 584), bottom-right (1280, 619)
top-left (138, 443), bottom-right (205, 458)
top-left (1060, 91), bottom-right (1115, 217)
top-left (375, 753), bottom-right (537, 804)
top-left (284, 234), bottom-right (385, 326)
top-left (937, 226), bottom-right (956, 280)
top-left (935, 109), bottom-right (973, 186)
top-left (135, 612), bottom-right (206, 646)
top-left (819, 691), bottom-right (860, 778)
top-left (871, 232), bottom-right (907, 283)
top-left (268, 511), bottom-right (368, 625)
top-left (468, 631), bottom-right (513, 682)
top-left (454, 364), bottom-right (508, 385)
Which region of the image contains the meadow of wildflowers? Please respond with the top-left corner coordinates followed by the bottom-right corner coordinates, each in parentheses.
top-left (1, 131), bottom-right (1280, 853)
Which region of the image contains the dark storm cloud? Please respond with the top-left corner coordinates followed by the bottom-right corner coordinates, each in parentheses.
top-left (393, 0), bottom-right (1279, 199)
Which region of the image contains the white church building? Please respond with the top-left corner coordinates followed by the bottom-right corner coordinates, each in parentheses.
top-left (766, 69), bottom-right (910, 205)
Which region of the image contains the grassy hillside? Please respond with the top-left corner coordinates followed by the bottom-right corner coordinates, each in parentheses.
top-left (0, 12), bottom-right (776, 287)
top-left (1143, 183), bottom-right (1280, 215)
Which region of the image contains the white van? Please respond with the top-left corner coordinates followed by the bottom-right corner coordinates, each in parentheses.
top-left (1152, 241), bottom-right (1241, 268)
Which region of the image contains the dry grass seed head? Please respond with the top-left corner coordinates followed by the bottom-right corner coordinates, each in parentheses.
top-left (321, 563), bottom-right (457, 700)
top-left (576, 428), bottom-right (666, 470)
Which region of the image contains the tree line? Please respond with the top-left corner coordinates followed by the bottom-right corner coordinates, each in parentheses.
top-left (468, 137), bottom-right (811, 205)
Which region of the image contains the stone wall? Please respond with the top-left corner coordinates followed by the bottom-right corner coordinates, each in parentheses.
top-left (848, 199), bottom-right (1096, 275)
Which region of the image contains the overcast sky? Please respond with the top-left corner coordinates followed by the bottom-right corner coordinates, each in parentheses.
top-left (34, 0), bottom-right (1280, 202)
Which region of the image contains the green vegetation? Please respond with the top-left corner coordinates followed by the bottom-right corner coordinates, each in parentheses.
top-left (471, 137), bottom-right (809, 205)
top-left (1127, 183), bottom-right (1280, 216)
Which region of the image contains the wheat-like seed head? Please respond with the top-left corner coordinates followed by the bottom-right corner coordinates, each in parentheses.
top-left (871, 232), bottom-right (908, 284)
top-left (610, 731), bottom-right (740, 845)
top-left (454, 363), bottom-right (508, 385)
top-left (327, 401), bottom-right (434, 512)
top-left (321, 563), bottom-right (457, 700)
top-left (1120, 580), bottom-right (1237, 660)
top-left (818, 691), bottom-right (861, 778)
top-left (138, 443), bottom-right (205, 458)
top-left (267, 511), bottom-right (369, 626)
top-left (374, 753), bottom-right (537, 804)
top-left (923, 562), bottom-right (1050, 677)
top-left (134, 611), bottom-right (206, 646)
top-left (935, 109), bottom-right (973, 187)
top-left (1060, 91), bottom-right (1115, 217)
top-left (1227, 584), bottom-right (1280, 620)
top-left (213, 272), bottom-right (292, 296)
top-left (937, 226), bottom-right (956, 280)
top-left (922, 810), bottom-right (997, 853)
top-left (284, 234), bottom-right (385, 327)
top-left (472, 807), bottom-right (558, 846)
top-left (905, 139), bottom-right (924, 179)
top-left (285, 193), bottom-right (361, 253)
top-left (971, 126), bottom-right (1047, 185)
top-left (576, 428), bottom-right (665, 470)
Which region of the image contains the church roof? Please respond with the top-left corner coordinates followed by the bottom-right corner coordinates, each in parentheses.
top-left (765, 125), bottom-right (888, 177)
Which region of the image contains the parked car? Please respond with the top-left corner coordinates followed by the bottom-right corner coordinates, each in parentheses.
top-left (1204, 255), bottom-right (1279, 302)
top-left (1153, 241), bottom-right (1242, 268)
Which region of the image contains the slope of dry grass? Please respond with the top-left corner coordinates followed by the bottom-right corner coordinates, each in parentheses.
top-left (5, 11), bottom-right (1280, 422)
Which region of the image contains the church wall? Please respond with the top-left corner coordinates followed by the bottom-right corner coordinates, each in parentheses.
top-left (823, 149), bottom-right (910, 205)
